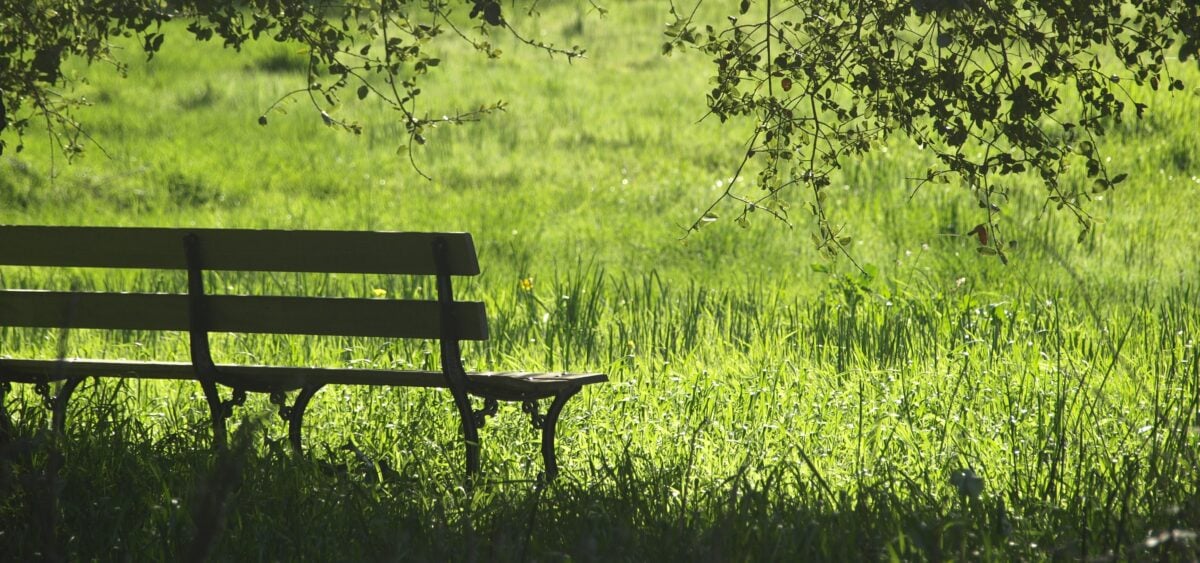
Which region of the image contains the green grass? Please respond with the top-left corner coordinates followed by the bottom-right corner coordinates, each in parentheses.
top-left (2, 1), bottom-right (1200, 559)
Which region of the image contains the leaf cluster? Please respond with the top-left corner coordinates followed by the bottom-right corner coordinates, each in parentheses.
top-left (672, 0), bottom-right (1200, 262)
top-left (0, 0), bottom-right (171, 159)
top-left (0, 0), bottom-right (587, 172)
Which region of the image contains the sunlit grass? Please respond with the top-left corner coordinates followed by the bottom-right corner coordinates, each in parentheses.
top-left (1, 1), bottom-right (1199, 559)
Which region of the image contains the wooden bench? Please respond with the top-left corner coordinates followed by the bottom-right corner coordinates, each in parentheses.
top-left (0, 225), bottom-right (606, 480)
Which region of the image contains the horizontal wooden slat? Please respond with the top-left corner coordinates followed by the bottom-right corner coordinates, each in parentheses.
top-left (0, 359), bottom-right (608, 396)
top-left (0, 290), bottom-right (488, 340)
top-left (0, 359), bottom-right (445, 391)
top-left (465, 371), bottom-right (610, 400)
top-left (0, 225), bottom-right (478, 275)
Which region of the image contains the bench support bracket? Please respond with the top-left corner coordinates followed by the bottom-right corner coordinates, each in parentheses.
top-left (51, 376), bottom-right (85, 434)
top-left (451, 392), bottom-right (481, 478)
top-left (269, 384), bottom-right (325, 454)
top-left (200, 380), bottom-right (246, 449)
top-left (473, 397), bottom-right (499, 428)
top-left (433, 236), bottom-right (482, 481)
top-left (523, 386), bottom-right (582, 481)
top-left (184, 233), bottom-right (249, 450)
top-left (30, 376), bottom-right (87, 434)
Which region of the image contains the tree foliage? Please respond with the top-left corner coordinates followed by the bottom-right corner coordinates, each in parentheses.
top-left (1, 1), bottom-right (1198, 261)
top-left (0, 0), bottom-right (584, 174)
top-left (667, 0), bottom-right (1200, 262)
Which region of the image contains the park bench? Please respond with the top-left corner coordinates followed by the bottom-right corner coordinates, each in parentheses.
top-left (0, 225), bottom-right (606, 479)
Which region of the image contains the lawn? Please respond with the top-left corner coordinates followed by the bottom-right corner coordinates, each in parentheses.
top-left (1, 1), bottom-right (1198, 559)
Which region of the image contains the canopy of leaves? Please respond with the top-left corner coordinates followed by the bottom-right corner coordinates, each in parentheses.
top-left (0, 0), bottom-right (583, 173)
top-left (2, 1), bottom-right (1198, 262)
top-left (667, 0), bottom-right (1200, 262)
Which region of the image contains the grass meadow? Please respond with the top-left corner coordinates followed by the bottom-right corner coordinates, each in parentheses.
top-left (2, 1), bottom-right (1199, 560)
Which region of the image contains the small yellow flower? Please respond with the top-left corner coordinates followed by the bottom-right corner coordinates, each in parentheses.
top-left (519, 277), bottom-right (534, 292)
top-left (372, 288), bottom-right (387, 298)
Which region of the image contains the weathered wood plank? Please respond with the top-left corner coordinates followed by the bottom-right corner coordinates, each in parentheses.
top-left (0, 225), bottom-right (479, 275)
top-left (0, 290), bottom-right (489, 340)
top-left (0, 359), bottom-right (607, 394)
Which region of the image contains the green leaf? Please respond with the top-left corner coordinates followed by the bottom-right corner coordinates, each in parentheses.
top-left (483, 1), bottom-right (503, 26)
top-left (860, 263), bottom-right (878, 281)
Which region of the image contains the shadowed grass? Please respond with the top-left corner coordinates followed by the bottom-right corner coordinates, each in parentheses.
top-left (1, 0), bottom-right (1199, 559)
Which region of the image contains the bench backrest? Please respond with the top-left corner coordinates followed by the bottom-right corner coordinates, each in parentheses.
top-left (0, 225), bottom-right (488, 340)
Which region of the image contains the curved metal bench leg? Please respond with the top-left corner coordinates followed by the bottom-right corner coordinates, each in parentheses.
top-left (540, 386), bottom-right (582, 482)
top-left (450, 390), bottom-right (482, 479)
top-left (51, 376), bottom-right (86, 434)
top-left (200, 379), bottom-right (227, 449)
top-left (200, 380), bottom-right (245, 450)
top-left (287, 384), bottom-right (324, 455)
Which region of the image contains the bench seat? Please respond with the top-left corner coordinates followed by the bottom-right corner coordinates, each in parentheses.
top-left (0, 358), bottom-right (606, 399)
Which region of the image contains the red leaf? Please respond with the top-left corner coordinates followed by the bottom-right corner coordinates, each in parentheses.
top-left (967, 224), bottom-right (989, 245)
